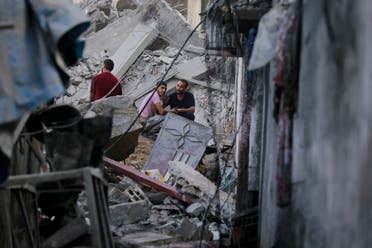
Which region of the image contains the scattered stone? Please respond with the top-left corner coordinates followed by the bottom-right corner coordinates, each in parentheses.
top-left (66, 86), bottom-right (77, 96)
top-left (168, 161), bottom-right (235, 220)
top-left (93, 11), bottom-right (109, 32)
top-left (158, 55), bottom-right (173, 64)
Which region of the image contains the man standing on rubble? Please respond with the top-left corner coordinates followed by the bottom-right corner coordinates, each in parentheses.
top-left (164, 80), bottom-right (195, 121)
top-left (90, 59), bottom-right (122, 101)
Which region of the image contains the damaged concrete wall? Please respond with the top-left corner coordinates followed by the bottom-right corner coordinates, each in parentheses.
top-left (258, 63), bottom-right (279, 248)
top-left (259, 0), bottom-right (372, 247)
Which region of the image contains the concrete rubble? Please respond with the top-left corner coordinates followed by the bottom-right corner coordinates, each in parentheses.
top-left (60, 0), bottom-right (237, 246)
top-left (61, 0), bottom-right (235, 134)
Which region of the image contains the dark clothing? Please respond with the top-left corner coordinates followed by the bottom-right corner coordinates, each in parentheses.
top-left (90, 72), bottom-right (122, 101)
top-left (168, 91), bottom-right (195, 120)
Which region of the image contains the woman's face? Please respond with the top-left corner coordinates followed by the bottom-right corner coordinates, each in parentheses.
top-left (157, 85), bottom-right (167, 96)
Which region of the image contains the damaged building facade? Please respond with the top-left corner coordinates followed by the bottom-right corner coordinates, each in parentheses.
top-left (1, 0), bottom-right (372, 247)
top-left (212, 0), bottom-right (372, 247)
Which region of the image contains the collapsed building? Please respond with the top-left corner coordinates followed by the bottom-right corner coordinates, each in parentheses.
top-left (1, 0), bottom-right (240, 247)
top-left (2, 0), bottom-right (371, 247)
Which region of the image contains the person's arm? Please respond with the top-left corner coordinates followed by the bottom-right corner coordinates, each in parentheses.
top-left (162, 94), bottom-right (169, 107)
top-left (155, 103), bottom-right (168, 115)
top-left (90, 78), bottom-right (95, 101)
top-left (175, 106), bottom-right (195, 113)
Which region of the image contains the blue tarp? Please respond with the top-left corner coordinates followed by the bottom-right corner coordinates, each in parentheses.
top-left (0, 0), bottom-right (90, 124)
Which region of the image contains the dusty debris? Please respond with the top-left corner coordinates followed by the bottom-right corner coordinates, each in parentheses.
top-left (167, 161), bottom-right (235, 220)
top-left (51, 1), bottom-right (238, 246)
top-left (116, 231), bottom-right (177, 247)
top-left (110, 200), bottom-right (151, 226)
top-left (186, 202), bottom-right (205, 217)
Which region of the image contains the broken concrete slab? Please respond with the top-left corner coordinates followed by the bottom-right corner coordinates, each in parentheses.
top-left (109, 200), bottom-right (151, 226)
top-left (108, 184), bottom-right (131, 205)
top-left (176, 76), bottom-right (229, 93)
top-left (176, 218), bottom-right (198, 241)
top-left (144, 113), bottom-right (213, 175)
top-left (111, 22), bottom-right (159, 79)
top-left (175, 56), bottom-right (208, 80)
top-left (168, 161), bottom-right (235, 220)
top-left (136, 0), bottom-right (202, 47)
top-left (184, 44), bottom-right (206, 55)
top-left (79, 95), bottom-right (143, 161)
top-left (185, 202), bottom-right (205, 217)
top-left (116, 231), bottom-right (176, 247)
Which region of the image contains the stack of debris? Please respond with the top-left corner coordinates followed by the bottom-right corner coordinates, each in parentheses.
top-left (102, 159), bottom-right (235, 247)
top-left (57, 1), bottom-right (239, 246)
top-left (60, 0), bottom-right (235, 135)
top-left (97, 113), bottom-right (236, 246)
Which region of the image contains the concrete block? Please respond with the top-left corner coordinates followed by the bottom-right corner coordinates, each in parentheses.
top-left (109, 200), bottom-right (150, 226)
top-left (111, 22), bottom-right (158, 79)
top-left (175, 56), bottom-right (208, 80)
top-left (186, 202), bottom-right (205, 217)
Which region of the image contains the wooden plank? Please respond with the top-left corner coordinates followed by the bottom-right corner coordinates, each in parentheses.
top-left (103, 156), bottom-right (192, 204)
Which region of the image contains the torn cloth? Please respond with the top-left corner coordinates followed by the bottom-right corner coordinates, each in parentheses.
top-left (248, 4), bottom-right (291, 71)
top-left (272, 0), bottom-right (301, 207)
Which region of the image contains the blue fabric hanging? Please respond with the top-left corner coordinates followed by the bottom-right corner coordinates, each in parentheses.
top-left (0, 0), bottom-right (90, 125)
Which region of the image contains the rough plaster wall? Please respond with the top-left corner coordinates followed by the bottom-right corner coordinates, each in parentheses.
top-left (298, 0), bottom-right (372, 247)
top-left (260, 0), bottom-right (372, 247)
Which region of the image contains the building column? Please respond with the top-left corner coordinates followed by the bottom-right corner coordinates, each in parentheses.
top-left (187, 0), bottom-right (202, 28)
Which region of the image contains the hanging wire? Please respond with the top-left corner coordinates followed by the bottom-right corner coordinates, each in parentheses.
top-left (197, 0), bottom-right (254, 246)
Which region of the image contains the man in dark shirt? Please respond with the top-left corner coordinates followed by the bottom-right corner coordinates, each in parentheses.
top-left (90, 59), bottom-right (122, 101)
top-left (165, 79), bottom-right (195, 121)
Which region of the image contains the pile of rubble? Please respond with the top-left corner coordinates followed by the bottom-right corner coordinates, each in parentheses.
top-left (60, 1), bottom-right (238, 246)
top-left (100, 161), bottom-right (235, 246)
top-left (60, 0), bottom-right (235, 135)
